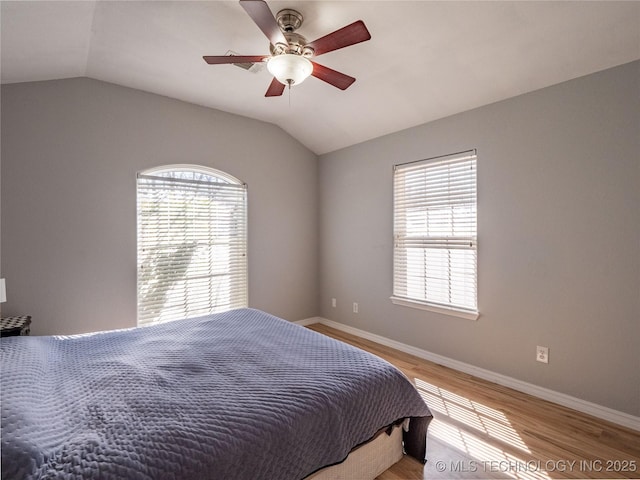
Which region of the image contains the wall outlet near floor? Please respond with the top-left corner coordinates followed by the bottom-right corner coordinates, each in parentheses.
top-left (536, 346), bottom-right (549, 364)
top-left (353, 302), bottom-right (358, 314)
top-left (331, 298), bottom-right (336, 308)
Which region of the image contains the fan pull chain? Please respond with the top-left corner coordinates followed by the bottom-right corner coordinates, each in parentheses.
top-left (287, 80), bottom-right (292, 108)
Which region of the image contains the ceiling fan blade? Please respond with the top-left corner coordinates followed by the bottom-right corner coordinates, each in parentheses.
top-left (203, 55), bottom-right (269, 65)
top-left (311, 61), bottom-right (356, 90)
top-left (240, 0), bottom-right (288, 47)
top-left (265, 77), bottom-right (285, 97)
top-left (306, 20), bottom-right (371, 57)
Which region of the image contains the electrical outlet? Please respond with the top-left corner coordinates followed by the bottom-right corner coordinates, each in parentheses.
top-left (353, 302), bottom-right (358, 314)
top-left (331, 298), bottom-right (336, 308)
top-left (536, 346), bottom-right (549, 364)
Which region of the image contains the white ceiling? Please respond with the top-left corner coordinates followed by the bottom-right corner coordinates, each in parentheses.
top-left (2, 1), bottom-right (639, 155)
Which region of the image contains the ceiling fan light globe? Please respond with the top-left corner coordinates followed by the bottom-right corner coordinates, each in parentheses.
top-left (267, 54), bottom-right (313, 86)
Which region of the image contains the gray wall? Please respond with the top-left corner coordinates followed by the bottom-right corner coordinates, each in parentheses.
top-left (318, 61), bottom-right (640, 416)
top-left (1, 77), bottom-right (318, 334)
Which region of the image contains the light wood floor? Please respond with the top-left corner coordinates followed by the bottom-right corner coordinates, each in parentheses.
top-left (306, 324), bottom-right (640, 480)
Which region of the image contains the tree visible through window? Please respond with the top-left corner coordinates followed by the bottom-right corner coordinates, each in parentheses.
top-left (136, 166), bottom-right (247, 326)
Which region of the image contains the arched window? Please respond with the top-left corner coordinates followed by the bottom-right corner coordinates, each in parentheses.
top-left (136, 165), bottom-right (247, 326)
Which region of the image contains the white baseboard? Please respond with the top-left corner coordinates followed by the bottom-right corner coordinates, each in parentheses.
top-left (296, 316), bottom-right (640, 432)
top-left (295, 317), bottom-right (323, 327)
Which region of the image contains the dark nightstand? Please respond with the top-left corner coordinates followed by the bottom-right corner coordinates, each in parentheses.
top-left (0, 315), bottom-right (32, 337)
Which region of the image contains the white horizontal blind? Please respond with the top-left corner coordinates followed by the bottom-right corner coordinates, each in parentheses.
top-left (393, 151), bottom-right (477, 313)
top-left (137, 167), bottom-right (247, 326)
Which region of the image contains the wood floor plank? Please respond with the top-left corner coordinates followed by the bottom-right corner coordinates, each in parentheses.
top-left (305, 324), bottom-right (640, 480)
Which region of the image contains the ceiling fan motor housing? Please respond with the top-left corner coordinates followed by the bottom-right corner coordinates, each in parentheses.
top-left (270, 32), bottom-right (314, 57)
top-left (270, 9), bottom-right (314, 57)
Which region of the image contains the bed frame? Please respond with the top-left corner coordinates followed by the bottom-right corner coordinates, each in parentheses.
top-left (306, 423), bottom-right (405, 479)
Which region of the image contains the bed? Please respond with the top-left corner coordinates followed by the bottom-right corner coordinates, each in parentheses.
top-left (1, 308), bottom-right (432, 479)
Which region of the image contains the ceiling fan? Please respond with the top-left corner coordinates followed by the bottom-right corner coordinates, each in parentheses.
top-left (203, 0), bottom-right (371, 97)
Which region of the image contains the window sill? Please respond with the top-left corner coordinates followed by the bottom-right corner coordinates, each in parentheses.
top-left (390, 296), bottom-right (479, 321)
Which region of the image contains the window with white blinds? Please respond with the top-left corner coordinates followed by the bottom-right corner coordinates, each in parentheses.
top-left (136, 166), bottom-right (247, 326)
top-left (392, 151), bottom-right (478, 319)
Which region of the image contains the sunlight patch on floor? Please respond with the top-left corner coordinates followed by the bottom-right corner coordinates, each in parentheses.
top-left (415, 378), bottom-right (530, 453)
top-left (429, 419), bottom-right (551, 480)
top-left (415, 378), bottom-right (554, 479)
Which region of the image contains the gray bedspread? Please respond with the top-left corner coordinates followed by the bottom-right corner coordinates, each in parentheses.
top-left (1, 308), bottom-right (432, 480)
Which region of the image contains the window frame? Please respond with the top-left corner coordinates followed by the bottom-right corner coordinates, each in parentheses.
top-left (391, 150), bottom-right (479, 320)
top-left (136, 164), bottom-right (248, 326)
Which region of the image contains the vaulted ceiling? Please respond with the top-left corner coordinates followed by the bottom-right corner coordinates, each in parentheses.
top-left (2, 1), bottom-right (639, 154)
